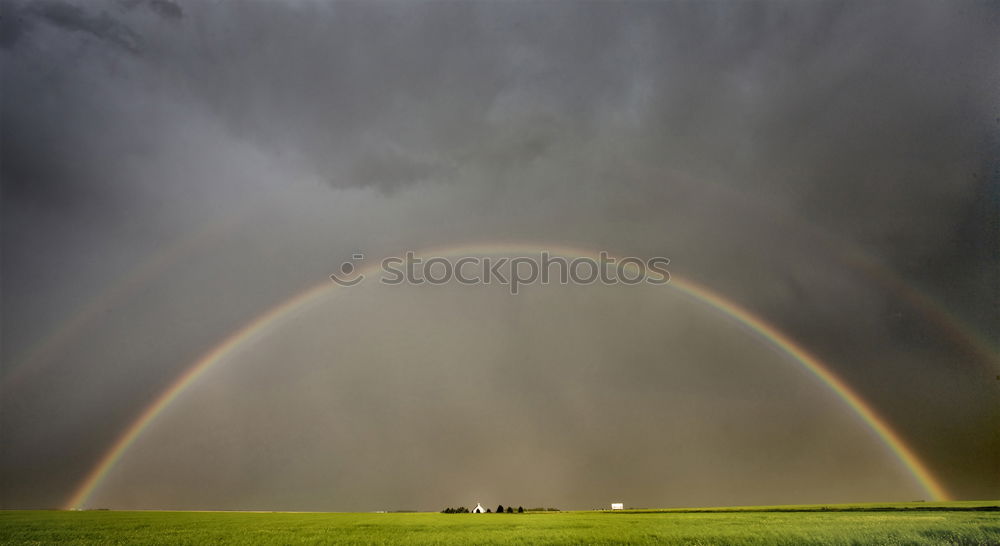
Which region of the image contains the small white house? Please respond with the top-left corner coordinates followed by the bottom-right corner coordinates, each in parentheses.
top-left (611, 502), bottom-right (624, 510)
top-left (473, 503), bottom-right (486, 513)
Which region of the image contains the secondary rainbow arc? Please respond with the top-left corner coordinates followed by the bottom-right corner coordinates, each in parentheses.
top-left (65, 242), bottom-right (952, 510)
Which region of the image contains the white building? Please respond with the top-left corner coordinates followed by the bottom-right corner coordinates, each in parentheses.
top-left (611, 502), bottom-right (624, 510)
top-left (473, 502), bottom-right (486, 513)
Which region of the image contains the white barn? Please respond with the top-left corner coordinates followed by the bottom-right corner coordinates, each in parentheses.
top-left (473, 503), bottom-right (486, 513)
top-left (611, 502), bottom-right (624, 510)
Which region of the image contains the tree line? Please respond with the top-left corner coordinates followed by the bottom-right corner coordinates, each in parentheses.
top-left (440, 505), bottom-right (526, 513)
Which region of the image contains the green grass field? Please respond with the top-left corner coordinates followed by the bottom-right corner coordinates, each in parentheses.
top-left (2, 502), bottom-right (997, 545)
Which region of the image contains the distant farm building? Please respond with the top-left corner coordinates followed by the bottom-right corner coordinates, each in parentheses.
top-left (473, 503), bottom-right (486, 513)
top-left (611, 503), bottom-right (624, 510)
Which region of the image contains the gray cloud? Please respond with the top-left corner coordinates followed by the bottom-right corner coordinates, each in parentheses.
top-left (6, 0), bottom-right (142, 52)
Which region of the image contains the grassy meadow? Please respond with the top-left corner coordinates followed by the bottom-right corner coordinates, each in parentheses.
top-left (1, 501), bottom-right (998, 545)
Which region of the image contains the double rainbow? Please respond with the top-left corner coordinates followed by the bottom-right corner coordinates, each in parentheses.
top-left (65, 243), bottom-right (952, 509)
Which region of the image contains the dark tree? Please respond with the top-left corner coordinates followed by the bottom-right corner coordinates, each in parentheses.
top-left (517, 506), bottom-right (524, 513)
top-left (506, 506), bottom-right (514, 513)
top-left (496, 504), bottom-right (504, 513)
top-left (486, 508), bottom-right (491, 513)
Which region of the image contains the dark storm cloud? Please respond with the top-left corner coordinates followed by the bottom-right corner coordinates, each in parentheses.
top-left (5, 1), bottom-right (996, 208)
top-left (143, 0), bottom-right (184, 20)
top-left (0, 0), bottom-right (187, 208)
top-left (84, 0), bottom-right (996, 297)
top-left (3, 0), bottom-right (141, 52)
top-left (1, 0), bottom-right (997, 509)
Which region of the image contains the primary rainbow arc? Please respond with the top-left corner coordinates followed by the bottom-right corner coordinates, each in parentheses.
top-left (65, 242), bottom-right (952, 510)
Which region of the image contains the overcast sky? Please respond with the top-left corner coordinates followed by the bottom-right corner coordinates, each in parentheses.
top-left (2, 0), bottom-right (998, 510)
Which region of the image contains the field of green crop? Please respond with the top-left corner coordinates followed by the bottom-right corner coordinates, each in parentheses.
top-left (2, 502), bottom-right (998, 545)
